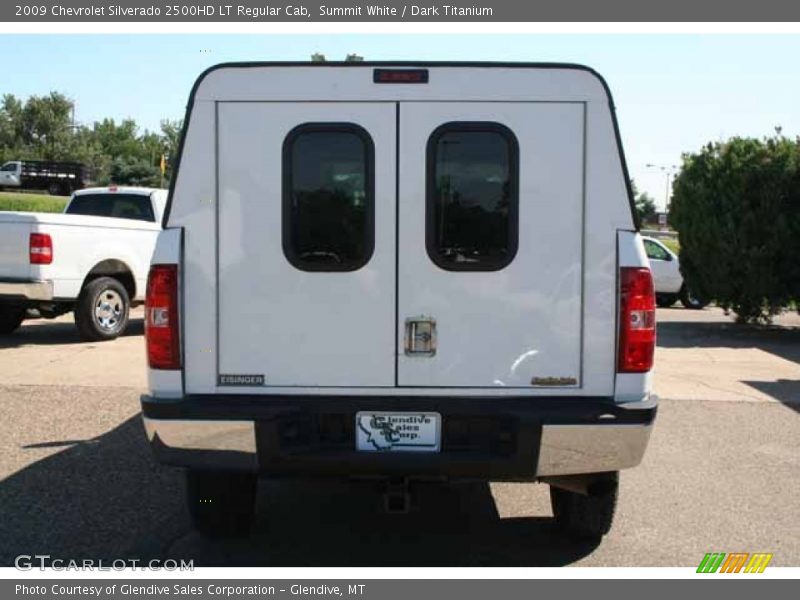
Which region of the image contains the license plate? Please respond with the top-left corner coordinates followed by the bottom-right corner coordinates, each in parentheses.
top-left (355, 412), bottom-right (441, 452)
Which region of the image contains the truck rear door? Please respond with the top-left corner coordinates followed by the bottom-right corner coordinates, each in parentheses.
top-left (217, 103), bottom-right (397, 387)
top-left (397, 103), bottom-right (585, 388)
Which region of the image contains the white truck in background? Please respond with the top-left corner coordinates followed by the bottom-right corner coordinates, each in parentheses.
top-left (0, 186), bottom-right (166, 339)
top-left (0, 160), bottom-right (93, 196)
top-left (643, 236), bottom-right (709, 309)
top-left (141, 62), bottom-right (658, 541)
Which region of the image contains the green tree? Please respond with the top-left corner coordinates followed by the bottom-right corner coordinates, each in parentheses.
top-left (669, 135), bottom-right (800, 323)
top-left (108, 157), bottom-right (159, 187)
top-left (0, 90), bottom-right (181, 189)
top-left (86, 118), bottom-right (168, 186)
top-left (0, 95), bottom-right (24, 162)
top-left (92, 118), bottom-right (142, 160)
top-left (0, 92), bottom-right (76, 161)
top-left (631, 179), bottom-right (658, 224)
top-left (20, 92), bottom-right (76, 160)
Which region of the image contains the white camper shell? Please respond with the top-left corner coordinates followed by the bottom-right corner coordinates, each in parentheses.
top-left (141, 63), bottom-right (658, 539)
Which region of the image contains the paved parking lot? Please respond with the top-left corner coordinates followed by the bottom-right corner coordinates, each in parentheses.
top-left (0, 308), bottom-right (146, 388)
top-left (654, 307), bottom-right (800, 405)
top-left (0, 306), bottom-right (798, 566)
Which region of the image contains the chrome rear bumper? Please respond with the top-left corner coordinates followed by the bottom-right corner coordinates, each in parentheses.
top-left (141, 394), bottom-right (657, 478)
top-left (0, 279), bottom-right (53, 301)
top-left (143, 416), bottom-right (653, 476)
top-left (537, 423), bottom-right (653, 475)
top-left (143, 418), bottom-right (258, 471)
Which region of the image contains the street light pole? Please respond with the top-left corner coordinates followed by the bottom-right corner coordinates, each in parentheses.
top-left (645, 163), bottom-right (678, 211)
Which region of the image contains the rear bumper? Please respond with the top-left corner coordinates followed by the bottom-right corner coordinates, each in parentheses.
top-left (141, 394), bottom-right (657, 480)
top-left (0, 278), bottom-right (53, 301)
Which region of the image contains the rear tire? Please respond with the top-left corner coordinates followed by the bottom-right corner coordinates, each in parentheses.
top-left (74, 277), bottom-right (130, 341)
top-left (680, 284), bottom-right (709, 310)
top-left (0, 304), bottom-right (26, 334)
top-left (550, 472), bottom-right (618, 540)
top-left (186, 470), bottom-right (257, 538)
top-left (47, 182), bottom-right (61, 196)
top-left (656, 293), bottom-right (678, 308)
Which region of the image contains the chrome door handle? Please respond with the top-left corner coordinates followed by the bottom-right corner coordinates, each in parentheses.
top-left (404, 316), bottom-right (436, 357)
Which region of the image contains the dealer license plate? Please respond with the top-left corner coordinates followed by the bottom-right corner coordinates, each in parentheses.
top-left (355, 412), bottom-right (441, 452)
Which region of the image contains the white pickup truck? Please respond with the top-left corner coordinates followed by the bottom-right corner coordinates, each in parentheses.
top-left (643, 236), bottom-right (709, 309)
top-left (0, 186), bottom-right (166, 339)
top-left (142, 62), bottom-right (658, 541)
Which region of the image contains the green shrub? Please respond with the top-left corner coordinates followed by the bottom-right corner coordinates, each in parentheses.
top-left (669, 136), bottom-right (800, 323)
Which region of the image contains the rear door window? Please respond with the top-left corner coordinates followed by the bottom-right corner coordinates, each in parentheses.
top-left (283, 123), bottom-right (374, 272)
top-left (66, 193), bottom-right (155, 222)
top-left (426, 122), bottom-right (519, 271)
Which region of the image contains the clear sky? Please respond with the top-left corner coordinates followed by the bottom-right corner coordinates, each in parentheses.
top-left (2, 34), bottom-right (799, 208)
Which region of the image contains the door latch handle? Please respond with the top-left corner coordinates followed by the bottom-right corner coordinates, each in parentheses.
top-left (404, 316), bottom-right (436, 356)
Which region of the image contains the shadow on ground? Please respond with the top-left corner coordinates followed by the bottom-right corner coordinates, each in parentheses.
top-left (0, 318), bottom-right (144, 349)
top-left (0, 415), bottom-right (597, 567)
top-left (657, 317), bottom-right (800, 408)
top-left (0, 416), bottom-right (183, 566)
top-left (657, 318), bottom-right (800, 361)
top-left (170, 479), bottom-right (598, 567)
top-left (743, 380), bottom-right (800, 413)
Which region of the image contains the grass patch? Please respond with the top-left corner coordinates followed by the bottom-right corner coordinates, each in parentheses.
top-left (0, 192), bottom-right (67, 213)
top-left (661, 237), bottom-right (680, 255)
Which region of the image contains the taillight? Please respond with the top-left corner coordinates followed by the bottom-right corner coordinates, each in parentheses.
top-left (29, 233), bottom-right (53, 264)
top-left (618, 267), bottom-right (656, 373)
top-left (146, 264), bottom-right (180, 370)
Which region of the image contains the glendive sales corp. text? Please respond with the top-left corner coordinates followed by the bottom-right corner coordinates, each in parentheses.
top-left (17, 4), bottom-right (493, 18)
